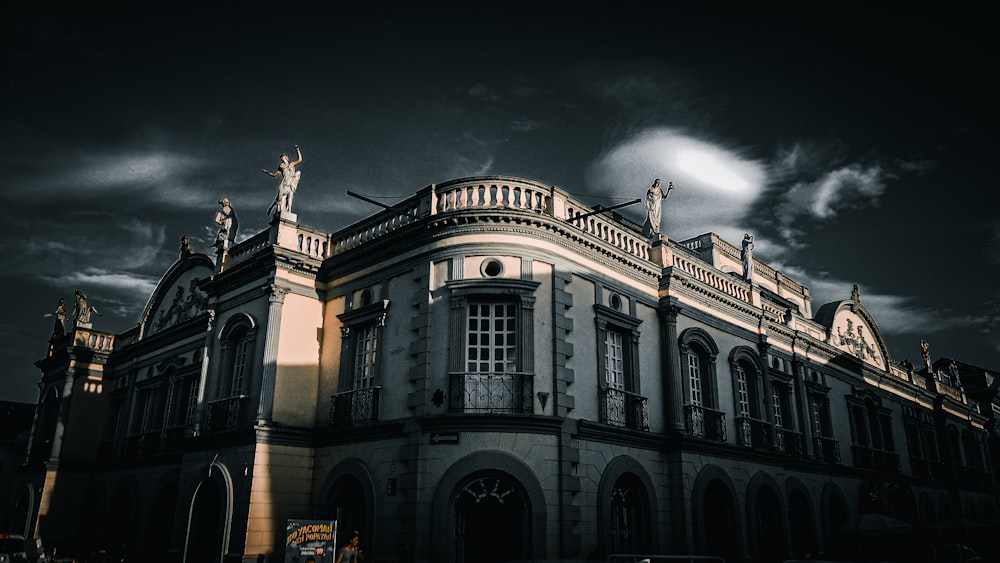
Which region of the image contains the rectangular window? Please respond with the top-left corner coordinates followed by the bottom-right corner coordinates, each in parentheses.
top-left (231, 338), bottom-right (250, 396)
top-left (184, 377), bottom-right (198, 426)
top-left (736, 365), bottom-right (750, 417)
top-left (354, 324), bottom-right (378, 389)
top-left (467, 302), bottom-right (517, 374)
top-left (688, 354), bottom-right (703, 406)
top-left (605, 330), bottom-right (625, 389)
top-left (772, 386), bottom-right (784, 429)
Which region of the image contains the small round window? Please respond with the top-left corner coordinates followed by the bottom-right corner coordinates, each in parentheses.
top-left (359, 288), bottom-right (373, 306)
top-left (481, 258), bottom-right (504, 278)
top-left (610, 293), bottom-right (623, 311)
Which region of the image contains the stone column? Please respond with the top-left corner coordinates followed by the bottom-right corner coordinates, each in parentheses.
top-left (659, 298), bottom-right (685, 432)
top-left (257, 285), bottom-right (289, 424)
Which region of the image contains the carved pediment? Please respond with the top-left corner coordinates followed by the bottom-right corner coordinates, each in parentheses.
top-left (139, 254), bottom-right (214, 338)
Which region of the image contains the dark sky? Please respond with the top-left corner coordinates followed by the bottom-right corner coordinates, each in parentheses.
top-left (2, 2), bottom-right (997, 403)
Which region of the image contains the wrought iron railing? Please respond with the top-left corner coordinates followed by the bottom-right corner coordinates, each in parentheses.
top-left (814, 436), bottom-right (841, 464)
top-left (329, 386), bottom-right (382, 428)
top-left (851, 444), bottom-right (901, 473)
top-left (684, 404), bottom-right (727, 442)
top-left (206, 395), bottom-right (248, 433)
top-left (600, 387), bottom-right (650, 430)
top-left (735, 416), bottom-right (773, 449)
top-left (776, 428), bottom-right (804, 458)
top-left (449, 372), bottom-right (533, 414)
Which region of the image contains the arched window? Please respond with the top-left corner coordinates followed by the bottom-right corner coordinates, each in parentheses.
top-left (731, 348), bottom-right (764, 448)
top-left (209, 316), bottom-right (256, 433)
top-left (679, 328), bottom-right (723, 441)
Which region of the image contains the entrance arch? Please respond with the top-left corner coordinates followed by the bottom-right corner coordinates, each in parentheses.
top-left (748, 475), bottom-right (787, 563)
top-left (186, 479), bottom-right (222, 563)
top-left (454, 473), bottom-right (527, 563)
top-left (788, 489), bottom-right (817, 558)
top-left (431, 451), bottom-right (545, 563)
top-left (185, 463), bottom-right (233, 563)
top-left (703, 479), bottom-right (740, 563)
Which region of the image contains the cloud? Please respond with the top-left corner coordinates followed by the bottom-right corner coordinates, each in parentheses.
top-left (467, 83), bottom-right (500, 103)
top-left (44, 268), bottom-right (160, 296)
top-left (509, 119), bottom-right (543, 133)
top-left (768, 142), bottom-right (889, 247)
top-left (586, 127), bottom-right (766, 240)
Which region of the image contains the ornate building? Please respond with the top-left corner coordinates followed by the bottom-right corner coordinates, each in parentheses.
top-left (7, 176), bottom-right (1000, 563)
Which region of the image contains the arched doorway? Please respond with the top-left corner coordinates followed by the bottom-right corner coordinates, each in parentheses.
top-left (106, 485), bottom-right (135, 558)
top-left (788, 490), bottom-right (817, 558)
top-left (327, 476), bottom-right (367, 551)
top-left (186, 479), bottom-right (223, 563)
top-left (454, 473), bottom-right (528, 563)
top-left (146, 483), bottom-right (178, 562)
top-left (752, 485), bottom-right (786, 563)
top-left (823, 490), bottom-right (849, 557)
top-left (609, 473), bottom-right (651, 554)
top-left (702, 479), bottom-right (739, 563)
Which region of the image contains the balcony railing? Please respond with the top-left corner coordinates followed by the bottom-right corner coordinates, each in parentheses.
top-left (449, 372), bottom-right (533, 414)
top-left (102, 425), bottom-right (193, 460)
top-left (735, 416), bottom-right (773, 449)
top-left (814, 436), bottom-right (841, 464)
top-left (206, 395), bottom-right (248, 433)
top-left (684, 405), bottom-right (727, 442)
top-left (851, 444), bottom-right (901, 473)
top-left (600, 387), bottom-right (649, 431)
top-left (329, 386), bottom-right (382, 428)
top-left (776, 428), bottom-right (805, 458)
top-left (909, 456), bottom-right (948, 479)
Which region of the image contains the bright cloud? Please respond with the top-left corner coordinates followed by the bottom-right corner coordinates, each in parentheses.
top-left (76, 153), bottom-right (207, 189)
top-left (586, 127), bottom-right (766, 240)
top-left (41, 268), bottom-right (159, 298)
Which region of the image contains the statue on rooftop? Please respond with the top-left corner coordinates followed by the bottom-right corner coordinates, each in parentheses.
top-left (851, 283), bottom-right (860, 301)
top-left (73, 289), bottom-right (100, 327)
top-left (741, 233), bottom-right (755, 282)
top-left (179, 235), bottom-right (194, 259)
top-left (43, 297), bottom-right (67, 339)
top-left (264, 145), bottom-right (303, 215)
top-left (214, 198), bottom-right (239, 250)
top-left (644, 178), bottom-right (674, 237)
top-left (920, 339), bottom-right (931, 371)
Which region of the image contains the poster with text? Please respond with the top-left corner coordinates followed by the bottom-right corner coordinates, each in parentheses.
top-left (285, 519), bottom-right (336, 563)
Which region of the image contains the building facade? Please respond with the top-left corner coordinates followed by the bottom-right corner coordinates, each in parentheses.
top-left (6, 176), bottom-right (1000, 563)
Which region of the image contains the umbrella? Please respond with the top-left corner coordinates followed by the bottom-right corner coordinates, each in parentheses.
top-left (840, 513), bottom-right (914, 537)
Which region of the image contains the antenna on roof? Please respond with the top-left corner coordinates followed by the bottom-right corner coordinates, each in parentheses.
top-left (569, 198), bottom-right (641, 223)
top-left (346, 191), bottom-right (412, 217)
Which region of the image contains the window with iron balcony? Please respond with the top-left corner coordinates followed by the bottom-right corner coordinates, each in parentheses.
top-left (847, 392), bottom-right (900, 473)
top-left (679, 328), bottom-right (726, 442)
top-left (594, 302), bottom-right (647, 431)
top-left (731, 349), bottom-right (768, 450)
top-left (331, 294), bottom-right (389, 428)
top-left (445, 277), bottom-right (539, 414)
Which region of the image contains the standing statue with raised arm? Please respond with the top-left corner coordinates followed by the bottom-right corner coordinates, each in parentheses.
top-left (920, 339), bottom-right (932, 372)
top-left (263, 145), bottom-right (303, 215)
top-left (644, 178), bottom-right (675, 237)
top-left (741, 233), bottom-right (755, 282)
top-left (43, 297), bottom-right (67, 339)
